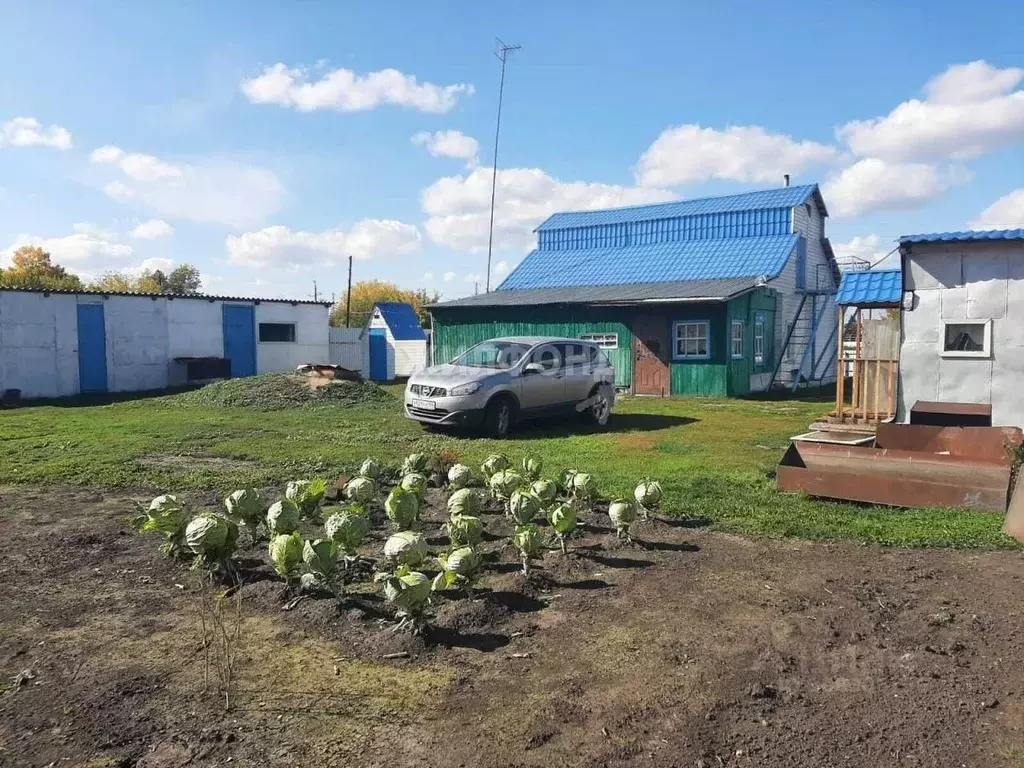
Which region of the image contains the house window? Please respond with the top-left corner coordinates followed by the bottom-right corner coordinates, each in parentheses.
top-left (580, 332), bottom-right (618, 349)
top-left (258, 322), bottom-right (296, 343)
top-left (753, 312), bottom-right (766, 365)
top-left (673, 321), bottom-right (710, 360)
top-left (941, 320), bottom-right (991, 358)
top-left (731, 320), bottom-right (744, 359)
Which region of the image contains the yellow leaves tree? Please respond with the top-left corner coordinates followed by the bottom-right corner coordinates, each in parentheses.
top-left (329, 280), bottom-right (440, 328)
top-left (0, 246), bottom-right (84, 290)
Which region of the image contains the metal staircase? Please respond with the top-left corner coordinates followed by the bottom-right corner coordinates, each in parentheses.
top-left (768, 291), bottom-right (837, 391)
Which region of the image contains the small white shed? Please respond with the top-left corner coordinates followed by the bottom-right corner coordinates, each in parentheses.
top-left (898, 228), bottom-right (1024, 429)
top-left (359, 302), bottom-right (428, 381)
top-left (0, 287), bottom-right (332, 399)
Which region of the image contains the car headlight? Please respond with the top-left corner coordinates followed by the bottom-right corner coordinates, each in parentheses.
top-left (450, 382), bottom-right (482, 396)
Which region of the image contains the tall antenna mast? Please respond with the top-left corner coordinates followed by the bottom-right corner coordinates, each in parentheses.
top-left (485, 38), bottom-right (522, 293)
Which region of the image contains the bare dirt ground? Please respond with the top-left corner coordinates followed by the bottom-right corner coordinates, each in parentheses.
top-left (2, 484), bottom-right (1023, 768)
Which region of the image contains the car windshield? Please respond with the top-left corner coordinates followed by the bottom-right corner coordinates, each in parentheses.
top-left (452, 340), bottom-right (532, 369)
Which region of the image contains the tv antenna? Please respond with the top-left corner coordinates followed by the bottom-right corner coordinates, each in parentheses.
top-left (485, 38), bottom-right (522, 293)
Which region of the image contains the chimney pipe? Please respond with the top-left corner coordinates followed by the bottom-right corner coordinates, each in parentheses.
top-left (783, 174), bottom-right (790, 187)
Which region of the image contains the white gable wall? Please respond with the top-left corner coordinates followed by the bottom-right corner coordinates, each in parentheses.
top-left (900, 239), bottom-right (1024, 428)
top-left (0, 291), bottom-right (79, 398)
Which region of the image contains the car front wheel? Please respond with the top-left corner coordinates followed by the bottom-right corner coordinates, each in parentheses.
top-left (586, 389), bottom-right (611, 427)
top-left (483, 397), bottom-right (515, 438)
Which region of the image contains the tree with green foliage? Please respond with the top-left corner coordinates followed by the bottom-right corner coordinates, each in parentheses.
top-left (329, 280), bottom-right (440, 328)
top-left (0, 246), bottom-right (84, 290)
top-left (88, 263), bottom-right (203, 295)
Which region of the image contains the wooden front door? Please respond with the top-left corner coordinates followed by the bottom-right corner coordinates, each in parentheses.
top-left (632, 315), bottom-right (670, 396)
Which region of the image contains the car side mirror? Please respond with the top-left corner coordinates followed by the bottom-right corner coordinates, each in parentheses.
top-left (523, 362), bottom-right (545, 375)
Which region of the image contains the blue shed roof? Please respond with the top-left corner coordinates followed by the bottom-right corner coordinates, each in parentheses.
top-left (835, 269), bottom-right (902, 307)
top-left (374, 302), bottom-right (426, 340)
top-left (899, 228), bottom-right (1024, 244)
top-left (498, 233), bottom-right (800, 291)
top-left (536, 184), bottom-right (823, 231)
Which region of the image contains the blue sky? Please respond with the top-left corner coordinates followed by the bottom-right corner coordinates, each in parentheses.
top-left (2, 1), bottom-right (1023, 300)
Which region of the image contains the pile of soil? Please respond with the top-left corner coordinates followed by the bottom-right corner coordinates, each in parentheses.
top-left (172, 373), bottom-right (394, 410)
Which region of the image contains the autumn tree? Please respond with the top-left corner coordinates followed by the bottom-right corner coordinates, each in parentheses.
top-left (329, 280), bottom-right (441, 328)
top-left (0, 246), bottom-right (83, 290)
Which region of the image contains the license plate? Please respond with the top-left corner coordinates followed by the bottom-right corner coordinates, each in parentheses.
top-left (411, 399), bottom-right (435, 410)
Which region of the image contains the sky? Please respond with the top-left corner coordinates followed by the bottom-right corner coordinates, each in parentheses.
top-left (2, 1), bottom-right (1024, 302)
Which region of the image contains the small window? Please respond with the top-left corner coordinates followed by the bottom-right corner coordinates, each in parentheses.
top-left (580, 332), bottom-right (618, 349)
top-left (673, 321), bottom-right (710, 360)
top-left (753, 313), bottom-right (766, 365)
top-left (730, 320), bottom-right (744, 359)
top-left (941, 320), bottom-right (991, 358)
top-left (258, 323), bottom-right (296, 343)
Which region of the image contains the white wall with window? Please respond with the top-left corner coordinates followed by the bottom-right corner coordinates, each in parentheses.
top-left (900, 238), bottom-right (1024, 428)
top-left (672, 320), bottom-right (710, 360)
top-left (254, 302), bottom-right (329, 374)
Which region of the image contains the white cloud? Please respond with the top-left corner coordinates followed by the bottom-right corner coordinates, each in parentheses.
top-left (0, 117), bottom-right (72, 150)
top-left (832, 234), bottom-right (897, 270)
top-left (226, 219), bottom-right (422, 269)
top-left (422, 271), bottom-right (434, 281)
top-left (72, 222), bottom-right (120, 241)
top-left (443, 271), bottom-right (457, 282)
top-left (129, 256), bottom-right (175, 275)
top-left (412, 130), bottom-right (479, 165)
top-left (822, 158), bottom-right (970, 218)
top-left (91, 145), bottom-right (285, 228)
top-left (635, 124), bottom-right (837, 188)
top-left (837, 61), bottom-right (1024, 162)
top-left (422, 167), bottom-right (675, 253)
top-left (2, 231), bottom-right (132, 267)
top-left (240, 63), bottom-right (473, 113)
top-left (463, 272), bottom-right (483, 285)
top-left (972, 188), bottom-right (1024, 229)
top-left (130, 219), bottom-right (174, 239)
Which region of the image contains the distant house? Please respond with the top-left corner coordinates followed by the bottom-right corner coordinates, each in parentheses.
top-left (431, 183), bottom-right (839, 396)
top-left (360, 302), bottom-right (428, 381)
top-left (0, 287), bottom-right (331, 399)
top-left (898, 229), bottom-right (1024, 428)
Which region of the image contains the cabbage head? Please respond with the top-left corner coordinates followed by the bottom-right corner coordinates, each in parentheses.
top-left (512, 523), bottom-right (545, 571)
top-left (401, 453), bottom-right (430, 475)
top-left (375, 565), bottom-right (432, 619)
top-left (634, 479), bottom-right (664, 511)
top-left (302, 538), bottom-right (340, 581)
top-left (133, 494), bottom-right (188, 555)
top-left (400, 472), bottom-right (428, 498)
top-left (447, 463), bottom-right (473, 489)
top-left (324, 509), bottom-right (370, 555)
top-left (608, 499), bottom-right (638, 539)
top-left (383, 530), bottom-right (428, 567)
top-left (286, 478), bottom-right (327, 518)
top-left (572, 472), bottom-right (597, 500)
top-left (521, 456), bottom-right (543, 481)
top-left (444, 512), bottom-right (484, 547)
top-left (186, 514), bottom-right (239, 565)
top-left (446, 488), bottom-right (481, 517)
top-left (224, 488), bottom-right (264, 528)
top-left (560, 469), bottom-right (579, 494)
top-left (345, 476), bottom-right (376, 504)
top-left (489, 469), bottom-right (524, 500)
top-left (269, 531), bottom-right (304, 579)
top-left (385, 487), bottom-right (419, 530)
top-left (432, 546), bottom-right (482, 592)
top-left (481, 453), bottom-right (509, 479)
top-left (508, 490), bottom-right (540, 525)
top-left (530, 480), bottom-right (558, 506)
top-left (359, 458), bottom-right (383, 480)
top-left (266, 499), bottom-right (300, 535)
top-left (548, 504), bottom-right (577, 554)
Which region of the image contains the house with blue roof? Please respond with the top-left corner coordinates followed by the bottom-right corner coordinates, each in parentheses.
top-left (360, 302), bottom-right (428, 381)
top-left (431, 182), bottom-right (839, 396)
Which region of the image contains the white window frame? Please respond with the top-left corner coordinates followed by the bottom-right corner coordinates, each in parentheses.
top-left (940, 319), bottom-right (991, 359)
top-left (753, 315), bottom-right (766, 365)
top-left (672, 320), bottom-right (710, 361)
top-left (579, 332), bottom-right (618, 350)
top-left (730, 320), bottom-right (744, 359)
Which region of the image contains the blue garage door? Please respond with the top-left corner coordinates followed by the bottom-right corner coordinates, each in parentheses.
top-left (222, 305), bottom-right (256, 377)
top-left (368, 328), bottom-right (388, 381)
top-left (77, 304), bottom-right (108, 393)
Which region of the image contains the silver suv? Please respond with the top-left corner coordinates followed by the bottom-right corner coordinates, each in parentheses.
top-left (404, 336), bottom-right (616, 437)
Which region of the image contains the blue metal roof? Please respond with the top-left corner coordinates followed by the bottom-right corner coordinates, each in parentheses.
top-left (899, 228), bottom-right (1024, 244)
top-left (374, 302), bottom-right (426, 340)
top-left (498, 234), bottom-right (800, 291)
top-left (835, 269), bottom-right (902, 307)
top-left (536, 184), bottom-right (822, 231)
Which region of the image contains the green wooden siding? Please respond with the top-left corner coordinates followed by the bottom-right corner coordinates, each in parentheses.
top-left (431, 307), bottom-right (633, 388)
top-left (726, 294), bottom-right (752, 396)
top-left (671, 363), bottom-right (728, 396)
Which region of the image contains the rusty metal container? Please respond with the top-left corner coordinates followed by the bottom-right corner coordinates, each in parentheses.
top-left (778, 423), bottom-right (1023, 512)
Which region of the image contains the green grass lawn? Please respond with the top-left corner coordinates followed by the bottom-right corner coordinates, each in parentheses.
top-left (0, 380), bottom-right (1016, 549)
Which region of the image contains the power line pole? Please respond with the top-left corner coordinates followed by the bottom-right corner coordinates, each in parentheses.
top-left (312, 279), bottom-right (318, 302)
top-left (345, 255), bottom-right (353, 328)
top-left (485, 38), bottom-right (522, 293)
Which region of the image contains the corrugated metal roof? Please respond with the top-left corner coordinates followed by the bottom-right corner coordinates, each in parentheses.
top-left (432, 277), bottom-right (762, 309)
top-left (536, 184), bottom-right (822, 231)
top-left (0, 285), bottom-right (331, 306)
top-left (835, 269), bottom-right (902, 307)
top-left (375, 302), bottom-right (426, 340)
top-left (498, 233), bottom-right (800, 291)
top-left (899, 228), bottom-right (1024, 244)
